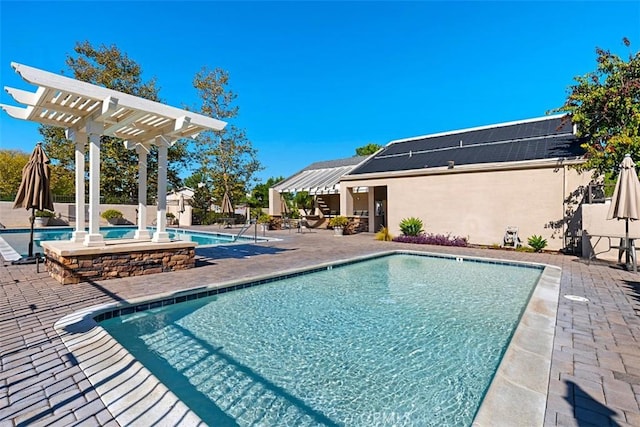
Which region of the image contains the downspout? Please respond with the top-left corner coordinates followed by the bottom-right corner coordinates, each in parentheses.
top-left (563, 164), bottom-right (568, 251)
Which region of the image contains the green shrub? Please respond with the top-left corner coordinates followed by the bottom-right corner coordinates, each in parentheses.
top-left (399, 217), bottom-right (424, 236)
top-left (329, 215), bottom-right (349, 228)
top-left (34, 209), bottom-right (55, 218)
top-left (257, 213), bottom-right (271, 224)
top-left (527, 235), bottom-right (548, 252)
top-left (100, 209), bottom-right (123, 220)
top-left (375, 226), bottom-right (394, 241)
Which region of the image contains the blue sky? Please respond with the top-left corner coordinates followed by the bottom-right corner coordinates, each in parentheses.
top-left (1, 1), bottom-right (639, 184)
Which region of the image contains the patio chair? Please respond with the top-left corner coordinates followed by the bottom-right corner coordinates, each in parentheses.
top-left (298, 218), bottom-right (310, 234)
top-left (502, 226), bottom-right (521, 248)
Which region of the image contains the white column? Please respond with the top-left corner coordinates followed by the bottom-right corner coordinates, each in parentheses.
top-left (134, 144), bottom-right (152, 240)
top-left (66, 128), bottom-right (87, 242)
top-left (152, 137), bottom-right (170, 242)
top-left (84, 122), bottom-right (104, 246)
top-left (367, 187), bottom-right (375, 233)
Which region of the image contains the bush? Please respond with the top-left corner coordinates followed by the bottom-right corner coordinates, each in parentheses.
top-left (393, 233), bottom-right (468, 247)
top-left (34, 209), bottom-right (55, 218)
top-left (257, 213), bottom-right (271, 224)
top-left (329, 215), bottom-right (349, 228)
top-left (100, 209), bottom-right (123, 220)
top-left (399, 217), bottom-right (424, 236)
top-left (527, 235), bottom-right (548, 252)
top-left (375, 226), bottom-right (394, 241)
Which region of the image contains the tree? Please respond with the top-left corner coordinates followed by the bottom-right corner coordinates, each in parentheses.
top-left (554, 38), bottom-right (640, 177)
top-left (248, 176), bottom-right (285, 208)
top-left (0, 149), bottom-right (74, 200)
top-left (0, 150), bottom-right (29, 200)
top-left (191, 67), bottom-right (262, 208)
top-left (294, 191), bottom-right (314, 215)
top-left (184, 172), bottom-right (213, 214)
top-left (355, 143), bottom-right (383, 156)
top-left (41, 41), bottom-right (189, 203)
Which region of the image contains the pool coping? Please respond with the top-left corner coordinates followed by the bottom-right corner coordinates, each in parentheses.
top-left (53, 249), bottom-right (559, 426)
top-left (0, 226), bottom-right (276, 259)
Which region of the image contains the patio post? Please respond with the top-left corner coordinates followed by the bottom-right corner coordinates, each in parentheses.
top-left (84, 121), bottom-right (104, 246)
top-left (134, 144), bottom-right (151, 240)
top-left (66, 128), bottom-right (87, 242)
top-left (152, 136), bottom-right (170, 242)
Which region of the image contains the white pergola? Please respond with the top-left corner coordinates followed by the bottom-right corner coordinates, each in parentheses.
top-left (1, 62), bottom-right (226, 246)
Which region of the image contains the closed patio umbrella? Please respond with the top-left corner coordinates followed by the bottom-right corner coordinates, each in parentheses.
top-left (177, 193), bottom-right (185, 227)
top-left (221, 191), bottom-right (234, 228)
top-left (221, 191), bottom-right (233, 216)
top-left (13, 143), bottom-right (54, 259)
top-left (607, 154), bottom-right (640, 271)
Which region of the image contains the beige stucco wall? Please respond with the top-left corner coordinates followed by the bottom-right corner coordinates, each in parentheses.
top-left (0, 201), bottom-right (157, 228)
top-left (581, 202), bottom-right (640, 262)
top-left (341, 162), bottom-right (591, 251)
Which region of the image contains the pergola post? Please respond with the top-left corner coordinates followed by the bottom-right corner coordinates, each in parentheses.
top-left (84, 121), bottom-right (104, 246)
top-left (152, 136), bottom-right (170, 243)
top-left (66, 128), bottom-right (87, 242)
top-left (134, 144), bottom-right (151, 240)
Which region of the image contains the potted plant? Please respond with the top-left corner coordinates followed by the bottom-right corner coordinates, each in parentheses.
top-left (166, 212), bottom-right (177, 226)
top-left (34, 209), bottom-right (55, 227)
top-left (329, 215), bottom-right (349, 236)
top-left (257, 213), bottom-right (271, 232)
top-left (101, 209), bottom-right (124, 225)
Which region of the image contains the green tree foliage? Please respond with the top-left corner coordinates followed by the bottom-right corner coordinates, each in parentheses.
top-left (248, 176), bottom-right (284, 208)
top-left (293, 191), bottom-right (314, 215)
top-left (41, 41), bottom-right (189, 203)
top-left (0, 149), bottom-right (74, 200)
top-left (182, 173), bottom-right (212, 222)
top-left (192, 67), bottom-right (262, 209)
top-left (50, 165), bottom-right (75, 196)
top-left (355, 143), bottom-right (383, 156)
top-left (554, 38), bottom-right (640, 176)
top-left (0, 150), bottom-right (29, 199)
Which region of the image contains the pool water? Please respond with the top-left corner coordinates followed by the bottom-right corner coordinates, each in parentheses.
top-left (0, 226), bottom-right (257, 257)
top-left (100, 254), bottom-right (542, 426)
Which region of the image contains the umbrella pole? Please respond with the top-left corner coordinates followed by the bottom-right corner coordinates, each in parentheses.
top-left (626, 218), bottom-right (631, 270)
top-left (28, 207), bottom-right (35, 258)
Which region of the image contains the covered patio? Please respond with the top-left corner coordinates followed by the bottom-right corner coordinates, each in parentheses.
top-left (268, 157), bottom-right (369, 226)
top-left (1, 62), bottom-right (226, 283)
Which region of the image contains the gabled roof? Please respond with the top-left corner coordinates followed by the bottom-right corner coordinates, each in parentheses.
top-left (273, 156), bottom-right (368, 195)
top-left (349, 115), bottom-right (585, 175)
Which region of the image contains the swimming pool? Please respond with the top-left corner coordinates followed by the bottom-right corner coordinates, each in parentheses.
top-left (0, 226), bottom-right (264, 258)
top-left (95, 253), bottom-right (543, 426)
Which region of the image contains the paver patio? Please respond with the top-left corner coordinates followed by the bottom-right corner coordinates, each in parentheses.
top-left (1, 227), bottom-right (640, 426)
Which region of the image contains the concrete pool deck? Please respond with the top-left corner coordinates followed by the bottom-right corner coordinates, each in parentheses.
top-left (2, 227), bottom-right (640, 426)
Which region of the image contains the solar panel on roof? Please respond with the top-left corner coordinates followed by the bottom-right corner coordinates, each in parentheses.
top-left (349, 116), bottom-right (584, 175)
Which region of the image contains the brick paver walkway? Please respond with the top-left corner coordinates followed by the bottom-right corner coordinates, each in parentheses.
top-left (1, 227), bottom-right (639, 426)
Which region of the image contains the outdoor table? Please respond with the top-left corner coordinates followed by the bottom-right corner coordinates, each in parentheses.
top-left (586, 233), bottom-right (638, 272)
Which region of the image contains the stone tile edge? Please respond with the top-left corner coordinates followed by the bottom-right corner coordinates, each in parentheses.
top-left (472, 265), bottom-right (561, 427)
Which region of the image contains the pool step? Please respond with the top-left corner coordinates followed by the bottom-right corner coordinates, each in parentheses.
top-left (0, 236), bottom-right (21, 261)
